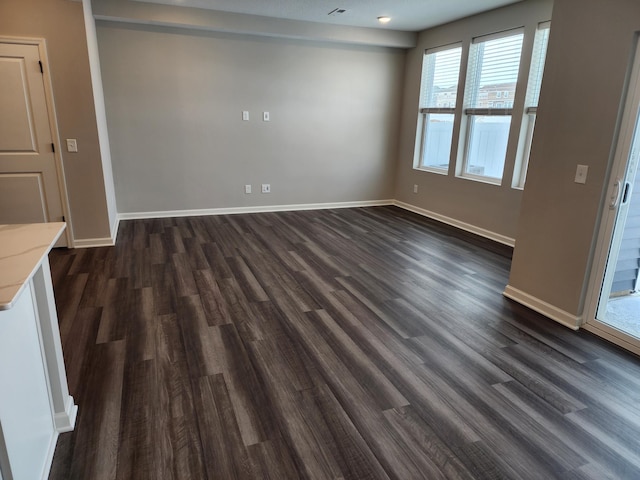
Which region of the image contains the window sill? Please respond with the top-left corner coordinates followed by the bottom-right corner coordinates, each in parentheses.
top-left (455, 173), bottom-right (502, 186)
top-left (414, 166), bottom-right (449, 176)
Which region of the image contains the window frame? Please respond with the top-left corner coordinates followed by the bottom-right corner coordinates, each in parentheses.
top-left (457, 28), bottom-right (525, 185)
top-left (415, 43), bottom-right (463, 174)
top-left (513, 21), bottom-right (551, 189)
top-left (412, 21), bottom-right (551, 188)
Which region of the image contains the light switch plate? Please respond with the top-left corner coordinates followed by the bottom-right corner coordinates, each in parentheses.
top-left (263, 112), bottom-right (270, 122)
top-left (66, 139), bottom-right (78, 153)
top-left (242, 111), bottom-right (249, 121)
top-left (575, 164), bottom-right (588, 184)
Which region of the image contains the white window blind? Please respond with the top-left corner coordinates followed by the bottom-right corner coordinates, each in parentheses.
top-left (526, 22), bottom-right (551, 110)
top-left (460, 29), bottom-right (524, 181)
top-left (417, 44), bottom-right (462, 171)
top-left (420, 46), bottom-right (462, 109)
top-left (465, 31), bottom-right (524, 112)
top-left (514, 21), bottom-right (551, 188)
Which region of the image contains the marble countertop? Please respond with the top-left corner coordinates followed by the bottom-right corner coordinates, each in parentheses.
top-left (0, 223), bottom-right (66, 310)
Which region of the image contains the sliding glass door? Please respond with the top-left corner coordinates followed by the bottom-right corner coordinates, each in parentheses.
top-left (585, 41), bottom-right (640, 354)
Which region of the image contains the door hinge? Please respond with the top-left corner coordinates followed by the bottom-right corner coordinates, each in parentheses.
top-left (38, 60), bottom-right (43, 74)
top-left (51, 142), bottom-right (55, 153)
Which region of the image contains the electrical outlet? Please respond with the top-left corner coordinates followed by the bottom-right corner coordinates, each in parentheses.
top-left (245, 184), bottom-right (251, 194)
top-left (413, 184), bottom-right (419, 194)
top-left (242, 111), bottom-right (249, 121)
top-left (261, 184), bottom-right (271, 193)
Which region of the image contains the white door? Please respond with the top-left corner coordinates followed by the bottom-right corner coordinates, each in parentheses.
top-left (585, 40), bottom-right (640, 354)
top-left (0, 41), bottom-right (67, 244)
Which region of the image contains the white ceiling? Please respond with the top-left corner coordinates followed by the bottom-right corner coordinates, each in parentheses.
top-left (133, 0), bottom-right (523, 32)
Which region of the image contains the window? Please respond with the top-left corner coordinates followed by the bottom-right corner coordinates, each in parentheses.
top-left (416, 44), bottom-right (462, 172)
top-left (412, 23), bottom-right (550, 186)
top-left (459, 30), bottom-right (524, 182)
top-left (513, 22), bottom-right (551, 188)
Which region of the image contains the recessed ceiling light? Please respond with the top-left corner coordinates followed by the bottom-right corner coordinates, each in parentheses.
top-left (378, 16), bottom-right (391, 24)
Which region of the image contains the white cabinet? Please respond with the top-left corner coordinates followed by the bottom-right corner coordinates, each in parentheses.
top-left (0, 282), bottom-right (56, 479)
top-left (0, 224), bottom-right (77, 480)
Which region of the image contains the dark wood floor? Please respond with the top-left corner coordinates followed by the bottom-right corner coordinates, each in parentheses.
top-left (48, 206), bottom-right (640, 479)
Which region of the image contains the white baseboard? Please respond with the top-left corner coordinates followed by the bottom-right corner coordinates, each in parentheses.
top-left (393, 200), bottom-right (516, 247)
top-left (53, 395), bottom-right (78, 433)
top-left (503, 285), bottom-right (582, 330)
top-left (71, 216), bottom-right (120, 248)
top-left (117, 199), bottom-right (394, 221)
top-left (110, 215), bottom-right (120, 245)
top-left (77, 199), bottom-right (513, 249)
top-left (72, 236), bottom-right (116, 248)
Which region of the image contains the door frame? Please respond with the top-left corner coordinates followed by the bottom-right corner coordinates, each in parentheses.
top-left (0, 36), bottom-right (73, 247)
top-left (583, 36), bottom-right (640, 356)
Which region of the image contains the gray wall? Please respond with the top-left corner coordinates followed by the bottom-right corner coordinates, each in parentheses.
top-left (97, 23), bottom-right (406, 214)
top-left (508, 0), bottom-right (640, 316)
top-left (0, 0), bottom-right (113, 242)
top-left (7, 0), bottom-right (633, 332)
top-left (394, 0), bottom-right (553, 242)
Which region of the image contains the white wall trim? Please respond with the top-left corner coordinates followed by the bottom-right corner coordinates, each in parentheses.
top-left (70, 214), bottom-right (119, 248)
top-left (53, 395), bottom-right (78, 433)
top-left (117, 199), bottom-right (394, 221)
top-left (73, 236), bottom-right (117, 248)
top-left (393, 200), bottom-right (516, 247)
top-left (82, 0), bottom-right (119, 241)
top-left (110, 215), bottom-right (120, 244)
top-left (74, 199), bottom-right (516, 249)
top-left (503, 285), bottom-right (582, 330)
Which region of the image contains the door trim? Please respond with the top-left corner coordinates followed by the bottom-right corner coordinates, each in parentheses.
top-left (0, 36), bottom-right (73, 247)
top-left (583, 321), bottom-right (640, 356)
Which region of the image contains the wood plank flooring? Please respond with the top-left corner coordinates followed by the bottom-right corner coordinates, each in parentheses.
top-left (48, 206), bottom-right (640, 479)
